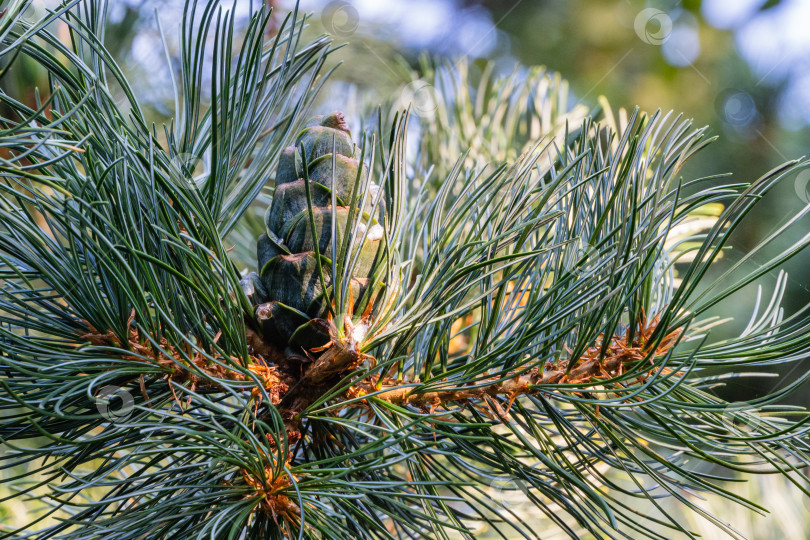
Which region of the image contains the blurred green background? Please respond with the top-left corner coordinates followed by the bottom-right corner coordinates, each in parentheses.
top-left (2, 0), bottom-right (810, 536)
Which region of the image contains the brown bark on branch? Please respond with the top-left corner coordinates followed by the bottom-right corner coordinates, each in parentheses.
top-left (81, 312), bottom-right (681, 417)
top-left (81, 311), bottom-right (287, 405)
top-left (347, 315), bottom-right (681, 410)
top-left (80, 311), bottom-right (680, 524)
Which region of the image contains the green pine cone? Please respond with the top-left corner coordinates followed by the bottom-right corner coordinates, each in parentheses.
top-left (241, 112), bottom-right (386, 349)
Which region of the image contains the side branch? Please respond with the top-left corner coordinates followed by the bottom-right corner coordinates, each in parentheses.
top-left (349, 317), bottom-right (682, 410)
top-left (81, 312), bottom-right (287, 405)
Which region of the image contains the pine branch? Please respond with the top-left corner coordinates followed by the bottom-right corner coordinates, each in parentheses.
top-left (2, 2), bottom-right (810, 539)
top-left (81, 310), bottom-right (287, 403)
top-left (350, 315), bottom-right (683, 410)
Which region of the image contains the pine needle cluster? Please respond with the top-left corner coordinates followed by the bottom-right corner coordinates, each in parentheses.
top-left (1, 2), bottom-right (810, 539)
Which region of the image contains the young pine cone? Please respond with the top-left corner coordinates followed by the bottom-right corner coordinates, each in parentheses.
top-left (241, 112), bottom-right (386, 351)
